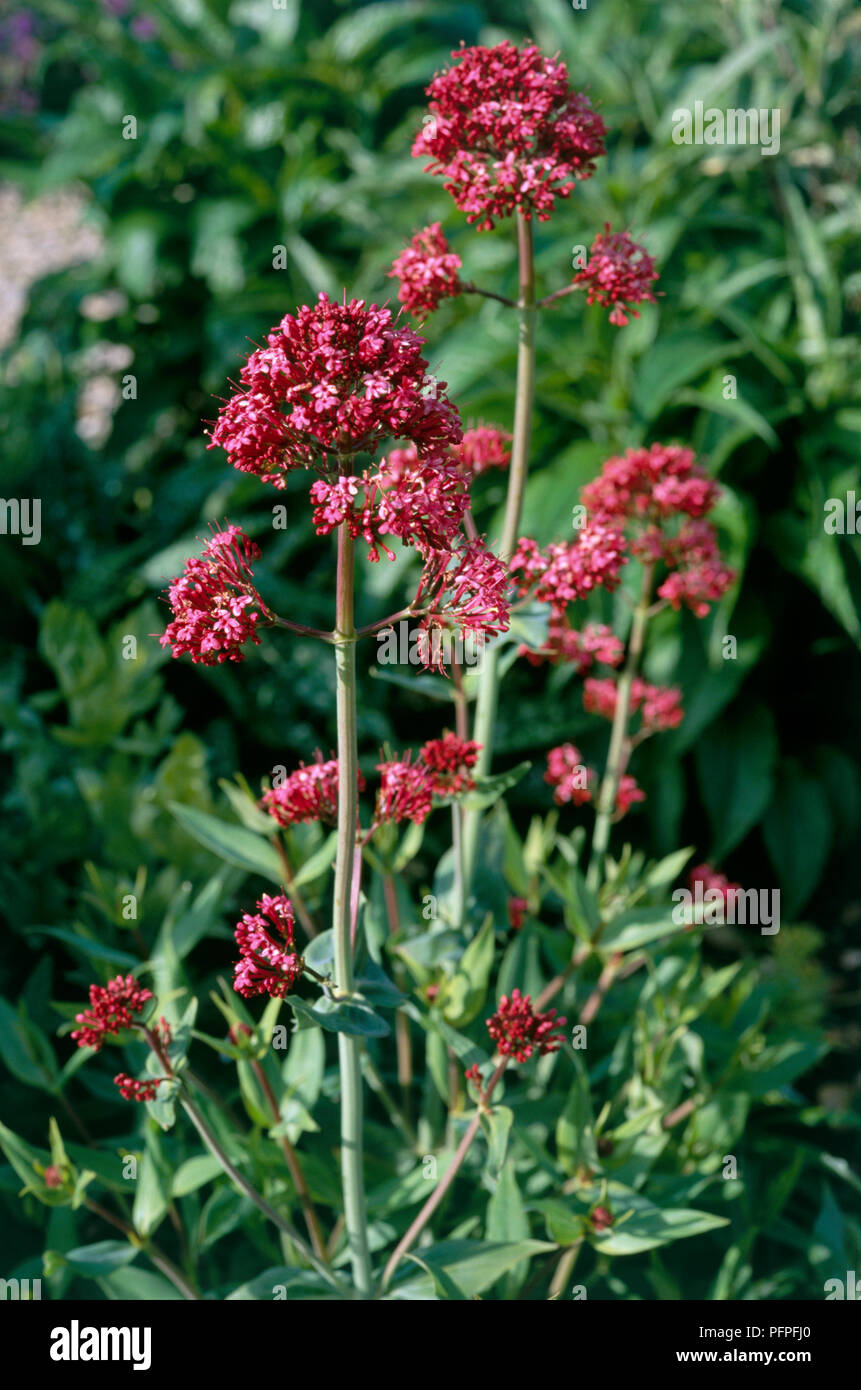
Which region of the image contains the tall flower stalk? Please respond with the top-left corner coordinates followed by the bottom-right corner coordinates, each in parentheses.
top-left (331, 520), bottom-right (373, 1298)
top-left (461, 212), bottom-right (536, 905)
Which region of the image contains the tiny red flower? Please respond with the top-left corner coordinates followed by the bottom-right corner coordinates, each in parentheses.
top-left (420, 733), bottom-right (481, 794)
top-left (160, 524), bottom-right (266, 665)
top-left (262, 753), bottom-right (366, 828)
top-left (376, 754), bottom-right (435, 825)
top-left (573, 225), bottom-right (659, 326)
top-left (233, 894), bottom-right (303, 1000)
top-left (486, 988), bottom-right (566, 1063)
top-left (545, 744), bottom-right (595, 807)
top-left (508, 897), bottom-right (528, 931)
top-left (590, 1205), bottom-right (614, 1231)
top-left (114, 1074), bottom-right (165, 1103)
top-left (388, 222), bottom-right (462, 321)
top-left (71, 975), bottom-right (153, 1051)
top-left (413, 41), bottom-right (606, 230)
top-left (456, 425), bottom-right (511, 478)
top-left (44, 1165), bottom-right (66, 1189)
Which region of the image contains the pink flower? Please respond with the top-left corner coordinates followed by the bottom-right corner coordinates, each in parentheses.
top-left (582, 444), bottom-right (719, 524)
top-left (413, 41), bottom-right (606, 229)
top-left (521, 618), bottom-right (623, 671)
top-left (508, 897), bottom-right (528, 931)
top-left (420, 732), bottom-right (481, 794)
top-left (114, 1074), bottom-right (164, 1103)
top-left (376, 754), bottom-right (434, 825)
top-left (545, 744), bottom-right (595, 806)
top-left (688, 863), bottom-right (742, 907)
top-left (208, 293), bottom-right (462, 489)
top-left (71, 975), bottom-right (153, 1051)
top-left (456, 424), bottom-right (511, 478)
top-left (415, 537), bottom-right (511, 671)
top-left (388, 222), bottom-right (462, 321)
top-left (511, 524), bottom-right (628, 612)
top-left (44, 1165), bottom-right (66, 1188)
top-left (487, 988), bottom-right (567, 1062)
top-left (160, 524), bottom-right (266, 665)
top-left (583, 676), bottom-right (684, 733)
top-left (615, 774), bottom-right (645, 817)
top-left (573, 225), bottom-right (659, 326)
top-left (233, 894), bottom-right (303, 1000)
top-left (261, 754), bottom-right (365, 827)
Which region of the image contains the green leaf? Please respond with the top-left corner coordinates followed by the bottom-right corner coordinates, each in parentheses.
top-left (64, 1240), bottom-right (139, 1277)
top-left (599, 907), bottom-right (686, 953)
top-left (392, 1239), bottom-right (556, 1300)
top-left (441, 915), bottom-right (496, 1028)
top-left (168, 803), bottom-right (282, 882)
top-left (286, 993), bottom-right (390, 1038)
top-left (481, 1106), bottom-right (514, 1182)
top-left (132, 1149), bottom-right (171, 1239)
top-left (695, 705), bottom-right (778, 859)
top-left (461, 761), bottom-right (531, 811)
top-left (171, 1155), bottom-right (223, 1198)
top-left (763, 768), bottom-right (833, 917)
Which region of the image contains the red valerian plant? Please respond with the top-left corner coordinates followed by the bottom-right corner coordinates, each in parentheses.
top-left (41, 35), bottom-right (750, 1305)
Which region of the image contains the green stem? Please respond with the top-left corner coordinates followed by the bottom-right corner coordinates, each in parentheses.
top-left (333, 523), bottom-right (374, 1298)
top-left (586, 563), bottom-right (655, 890)
top-left (461, 212), bottom-right (536, 912)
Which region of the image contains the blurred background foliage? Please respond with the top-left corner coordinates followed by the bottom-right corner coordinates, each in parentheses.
top-left (1, 0), bottom-right (860, 1295)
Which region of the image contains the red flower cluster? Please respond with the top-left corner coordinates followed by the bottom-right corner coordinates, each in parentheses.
top-left (508, 897), bottom-right (528, 931)
top-left (160, 525), bottom-right (265, 665)
top-left (511, 525), bottom-right (628, 610)
top-left (262, 754), bottom-right (366, 828)
top-left (544, 744), bottom-right (644, 818)
top-left (413, 41), bottom-right (606, 229)
top-left (688, 862), bottom-right (742, 907)
top-left (415, 537), bottom-right (511, 671)
top-left (376, 753), bottom-right (435, 826)
top-left (310, 449), bottom-right (469, 561)
top-left (420, 732), bottom-right (481, 794)
top-left (456, 424), bottom-right (511, 478)
top-left (208, 293), bottom-right (462, 487)
top-left (582, 444), bottom-right (719, 523)
top-left (486, 988), bottom-right (566, 1063)
top-left (233, 894), bottom-right (303, 1000)
top-left (521, 618), bottom-right (623, 671)
top-left (114, 1074), bottom-right (164, 1103)
top-left (376, 735), bottom-right (483, 825)
top-left (573, 225), bottom-right (659, 326)
top-left (583, 676), bottom-right (684, 733)
top-left (544, 743), bottom-right (595, 807)
top-left (581, 444), bottom-right (734, 617)
top-left (71, 975), bottom-right (153, 1051)
top-left (388, 222), bottom-right (462, 321)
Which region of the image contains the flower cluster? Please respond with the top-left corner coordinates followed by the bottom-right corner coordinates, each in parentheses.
top-left (544, 744), bottom-right (645, 818)
top-left (233, 894), bottom-right (303, 1000)
top-left (456, 424), bottom-right (512, 478)
top-left (413, 41), bottom-right (606, 229)
top-left (415, 537), bottom-right (511, 671)
top-left (310, 449), bottom-right (470, 562)
top-left (160, 525), bottom-right (266, 665)
top-left (420, 732), bottom-right (481, 794)
top-left (521, 618), bottom-right (623, 671)
top-left (583, 676), bottom-right (684, 733)
top-left (573, 225), bottom-right (659, 326)
top-left (114, 1074), bottom-right (164, 1103)
top-left (71, 975), bottom-right (153, 1051)
top-left (510, 525), bottom-right (628, 610)
top-left (208, 293), bottom-right (462, 488)
top-left (262, 754), bottom-right (366, 828)
top-left (486, 988), bottom-right (566, 1062)
top-left (376, 753), bottom-right (435, 826)
top-left (388, 222), bottom-right (462, 321)
top-left (581, 444), bottom-right (734, 617)
top-left (688, 862), bottom-right (742, 907)
top-left (376, 736), bottom-right (483, 825)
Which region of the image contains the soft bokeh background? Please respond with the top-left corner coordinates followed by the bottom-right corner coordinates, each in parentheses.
top-left (1, 0), bottom-right (860, 1290)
